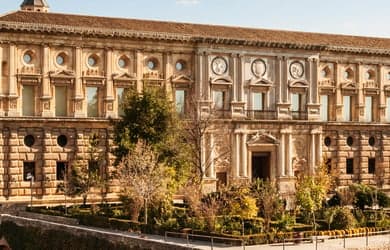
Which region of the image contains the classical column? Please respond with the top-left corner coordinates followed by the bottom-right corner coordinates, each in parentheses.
top-left (164, 52), bottom-right (173, 100)
top-left (203, 53), bottom-right (210, 100)
top-left (208, 133), bottom-right (215, 178)
top-left (73, 47), bottom-right (84, 117)
top-left (7, 44), bottom-right (18, 117)
top-left (201, 135), bottom-right (206, 178)
top-left (316, 132), bottom-right (322, 166)
top-left (311, 57), bottom-right (319, 104)
top-left (239, 54), bottom-right (245, 103)
top-left (135, 50), bottom-right (143, 93)
top-left (232, 132), bottom-right (240, 178)
top-left (41, 45), bottom-right (53, 117)
top-left (231, 54), bottom-right (238, 102)
top-left (8, 44), bottom-right (17, 97)
top-left (279, 132), bottom-right (286, 177)
top-left (357, 63), bottom-right (364, 121)
top-left (195, 51), bottom-right (203, 100)
top-left (74, 47), bottom-right (82, 98)
top-left (276, 56), bottom-right (283, 104)
top-left (379, 64), bottom-right (386, 122)
top-left (310, 130), bottom-right (316, 174)
top-left (104, 48), bottom-right (114, 118)
top-left (282, 57), bottom-right (289, 103)
top-left (335, 62), bottom-right (342, 120)
top-left (306, 58), bottom-right (313, 104)
top-left (286, 132), bottom-right (293, 177)
top-left (41, 45), bottom-right (50, 98)
top-left (240, 133), bottom-right (248, 177)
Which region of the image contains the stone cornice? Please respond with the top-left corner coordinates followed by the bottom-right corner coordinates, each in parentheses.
top-left (1, 21), bottom-right (390, 56)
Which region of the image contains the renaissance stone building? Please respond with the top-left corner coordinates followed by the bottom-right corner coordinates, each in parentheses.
top-left (0, 0), bottom-right (389, 204)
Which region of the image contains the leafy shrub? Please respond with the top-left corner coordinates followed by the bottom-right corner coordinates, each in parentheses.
top-left (330, 207), bottom-right (356, 230)
top-left (0, 220), bottom-right (135, 250)
top-left (377, 191), bottom-right (390, 208)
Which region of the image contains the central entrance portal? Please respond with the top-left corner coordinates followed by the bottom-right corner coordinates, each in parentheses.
top-left (251, 152), bottom-right (271, 180)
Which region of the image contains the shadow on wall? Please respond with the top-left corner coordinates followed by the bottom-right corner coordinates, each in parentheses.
top-left (0, 237), bottom-right (10, 250)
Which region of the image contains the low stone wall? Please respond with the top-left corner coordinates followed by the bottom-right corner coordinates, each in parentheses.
top-left (0, 214), bottom-right (195, 250)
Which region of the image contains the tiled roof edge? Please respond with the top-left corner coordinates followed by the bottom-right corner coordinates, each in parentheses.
top-left (0, 21), bottom-right (389, 56)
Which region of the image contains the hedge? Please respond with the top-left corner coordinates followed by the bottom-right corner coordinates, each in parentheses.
top-left (0, 221), bottom-right (139, 250)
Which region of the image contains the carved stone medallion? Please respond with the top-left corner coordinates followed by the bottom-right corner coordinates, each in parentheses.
top-left (251, 59), bottom-right (266, 77)
top-left (290, 61), bottom-right (304, 79)
top-left (211, 57), bottom-right (228, 75)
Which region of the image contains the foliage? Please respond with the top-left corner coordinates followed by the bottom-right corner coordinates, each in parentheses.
top-left (329, 207), bottom-right (357, 230)
top-left (250, 179), bottom-right (283, 232)
top-left (0, 220), bottom-right (135, 250)
top-left (112, 88), bottom-right (174, 162)
top-left (57, 134), bottom-right (107, 206)
top-left (112, 87), bottom-right (192, 213)
top-left (377, 191), bottom-right (390, 208)
top-left (295, 163), bottom-right (332, 231)
top-left (114, 141), bottom-right (171, 224)
top-left (219, 184), bottom-right (258, 218)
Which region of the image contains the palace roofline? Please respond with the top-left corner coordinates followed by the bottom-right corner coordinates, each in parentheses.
top-left (1, 11), bottom-right (390, 55)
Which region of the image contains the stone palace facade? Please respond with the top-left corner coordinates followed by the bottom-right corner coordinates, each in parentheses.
top-left (0, 0), bottom-right (389, 204)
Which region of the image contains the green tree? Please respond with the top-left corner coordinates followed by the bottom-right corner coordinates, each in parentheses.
top-left (250, 179), bottom-right (283, 232)
top-left (112, 88), bottom-right (174, 162)
top-left (60, 134), bottom-right (106, 206)
top-left (295, 163), bottom-right (332, 232)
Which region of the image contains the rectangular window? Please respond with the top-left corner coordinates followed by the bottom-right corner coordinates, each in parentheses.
top-left (365, 96), bottom-right (373, 122)
top-left (368, 158), bottom-right (376, 174)
top-left (291, 93), bottom-right (300, 112)
top-left (55, 86), bottom-right (67, 117)
top-left (175, 89), bottom-right (186, 116)
top-left (346, 158), bottom-right (354, 174)
top-left (213, 90), bottom-right (225, 110)
top-left (117, 88), bottom-right (125, 117)
top-left (87, 87), bottom-right (99, 117)
top-left (253, 92), bottom-right (264, 111)
top-left (320, 95), bottom-right (329, 121)
top-left (23, 162), bottom-right (35, 181)
top-left (56, 162), bottom-right (67, 181)
top-left (22, 85), bottom-right (35, 116)
top-left (343, 96), bottom-right (352, 121)
top-left (386, 97), bottom-right (390, 122)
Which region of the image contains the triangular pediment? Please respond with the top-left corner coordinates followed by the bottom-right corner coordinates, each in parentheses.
top-left (210, 76), bottom-right (233, 85)
top-left (247, 130), bottom-right (278, 145)
top-left (171, 74), bottom-right (194, 84)
top-left (112, 72), bottom-right (137, 81)
top-left (49, 70), bottom-right (75, 78)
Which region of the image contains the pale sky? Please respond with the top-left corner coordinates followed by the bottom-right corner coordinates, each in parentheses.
top-left (1, 0), bottom-right (390, 38)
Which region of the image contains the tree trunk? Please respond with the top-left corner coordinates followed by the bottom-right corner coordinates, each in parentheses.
top-left (144, 198), bottom-right (148, 225)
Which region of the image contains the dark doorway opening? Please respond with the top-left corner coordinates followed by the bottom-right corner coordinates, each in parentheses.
top-left (252, 152), bottom-right (271, 180)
